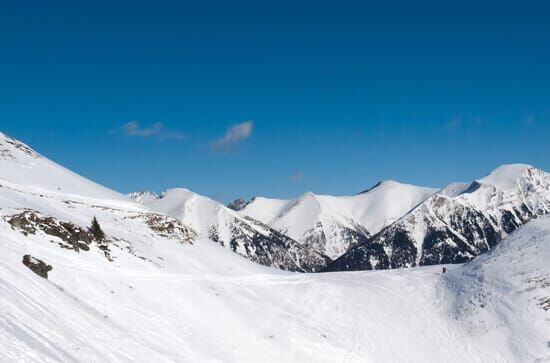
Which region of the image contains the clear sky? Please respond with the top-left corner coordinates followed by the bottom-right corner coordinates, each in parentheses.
top-left (1, 1), bottom-right (549, 203)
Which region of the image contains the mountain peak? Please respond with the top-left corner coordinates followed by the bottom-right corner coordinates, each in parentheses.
top-left (358, 180), bottom-right (407, 194)
top-left (300, 191), bottom-right (317, 198)
top-left (164, 187), bottom-right (194, 195)
top-left (127, 191), bottom-right (161, 203)
top-left (227, 198), bottom-right (252, 211)
top-left (294, 191), bottom-right (321, 205)
top-left (478, 163), bottom-right (535, 190)
top-left (0, 133), bottom-right (123, 200)
top-left (0, 133), bottom-right (40, 160)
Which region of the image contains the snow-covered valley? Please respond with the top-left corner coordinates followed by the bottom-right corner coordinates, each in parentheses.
top-left (0, 132), bottom-right (549, 362)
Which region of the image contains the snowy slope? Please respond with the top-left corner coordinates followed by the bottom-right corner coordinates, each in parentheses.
top-left (131, 188), bottom-right (329, 272)
top-left (439, 214), bottom-right (550, 362)
top-left (478, 163), bottom-right (534, 190)
top-left (239, 181), bottom-right (437, 259)
top-left (329, 164), bottom-right (550, 271)
top-left (2, 190), bottom-right (548, 362)
top-left (0, 132), bottom-right (124, 200)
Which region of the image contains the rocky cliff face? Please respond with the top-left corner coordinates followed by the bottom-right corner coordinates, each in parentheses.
top-left (226, 198), bottom-right (251, 211)
top-left (327, 165), bottom-right (550, 271)
top-left (130, 189), bottom-right (331, 272)
top-left (239, 182), bottom-right (437, 260)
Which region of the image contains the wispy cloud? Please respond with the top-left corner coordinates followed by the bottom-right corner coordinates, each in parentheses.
top-left (211, 120), bottom-right (253, 149)
top-left (290, 172), bottom-right (304, 182)
top-left (123, 121), bottom-right (162, 137)
top-left (121, 121), bottom-right (185, 141)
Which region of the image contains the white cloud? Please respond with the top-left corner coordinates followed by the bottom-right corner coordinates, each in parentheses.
top-left (211, 121), bottom-right (253, 149)
top-left (121, 121), bottom-right (185, 141)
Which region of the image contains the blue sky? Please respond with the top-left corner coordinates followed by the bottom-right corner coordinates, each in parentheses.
top-left (1, 1), bottom-right (549, 202)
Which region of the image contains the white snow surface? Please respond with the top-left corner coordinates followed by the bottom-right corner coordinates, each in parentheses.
top-left (0, 132), bottom-right (125, 201)
top-left (478, 163), bottom-right (534, 191)
top-left (0, 134), bottom-right (548, 362)
top-left (440, 215), bottom-right (550, 362)
top-left (454, 164), bottom-right (550, 213)
top-left (143, 188), bottom-right (230, 236)
top-left (243, 181), bottom-right (437, 235)
top-left (240, 181), bottom-right (437, 258)
top-left (141, 188), bottom-right (275, 239)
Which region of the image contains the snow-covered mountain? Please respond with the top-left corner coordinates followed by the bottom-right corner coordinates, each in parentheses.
top-left (328, 164), bottom-right (550, 271)
top-left (127, 191), bottom-right (162, 204)
top-left (0, 132), bottom-right (125, 200)
top-left (0, 132), bottom-right (197, 263)
top-left (438, 214), bottom-right (550, 361)
top-left (226, 197), bottom-right (250, 211)
top-left (238, 181), bottom-right (437, 259)
top-left (1, 132), bottom-right (549, 361)
top-left (129, 188), bottom-right (329, 272)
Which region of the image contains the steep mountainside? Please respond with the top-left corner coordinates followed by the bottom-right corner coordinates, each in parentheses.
top-left (328, 164), bottom-right (550, 271)
top-left (0, 133), bottom-right (197, 268)
top-left (130, 188), bottom-right (330, 272)
top-left (0, 132), bottom-right (124, 200)
top-left (239, 181), bottom-right (437, 259)
top-left (437, 214), bottom-right (550, 362)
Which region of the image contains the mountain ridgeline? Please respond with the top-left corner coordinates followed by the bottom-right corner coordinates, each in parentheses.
top-left (1, 132), bottom-right (548, 273)
top-left (131, 163), bottom-right (550, 273)
top-left (129, 189), bottom-right (329, 272)
top-left (327, 165), bottom-right (550, 271)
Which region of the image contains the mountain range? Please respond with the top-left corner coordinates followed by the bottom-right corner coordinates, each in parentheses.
top-left (129, 188), bottom-right (329, 272)
top-left (131, 162), bottom-right (550, 274)
top-left (1, 131), bottom-right (549, 361)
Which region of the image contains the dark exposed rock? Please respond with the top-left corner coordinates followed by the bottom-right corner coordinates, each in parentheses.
top-left (1, 135), bottom-right (40, 159)
top-left (209, 216), bottom-right (331, 272)
top-left (125, 213), bottom-right (196, 244)
top-left (127, 191), bottom-right (161, 204)
top-left (6, 210), bottom-right (113, 260)
top-left (538, 298), bottom-right (550, 311)
top-left (388, 229), bottom-right (418, 268)
top-left (420, 228), bottom-right (475, 265)
top-left (227, 198), bottom-right (252, 211)
top-left (8, 210), bottom-right (93, 251)
top-left (461, 181), bottom-right (482, 194)
top-left (328, 242), bottom-right (388, 271)
top-left (296, 219), bottom-right (371, 260)
top-left (357, 181), bottom-right (383, 195)
top-left (22, 255), bottom-right (52, 279)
